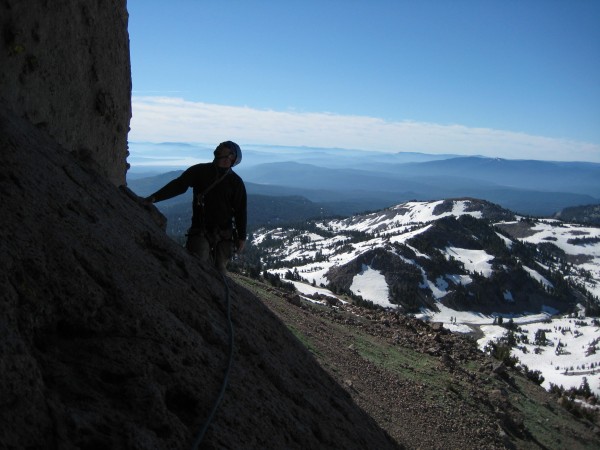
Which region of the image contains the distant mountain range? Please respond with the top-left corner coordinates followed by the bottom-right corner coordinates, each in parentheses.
top-left (234, 158), bottom-right (599, 217)
top-left (127, 142), bottom-right (600, 217)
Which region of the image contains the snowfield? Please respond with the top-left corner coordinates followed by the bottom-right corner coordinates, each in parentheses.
top-left (479, 317), bottom-right (600, 395)
top-left (350, 265), bottom-right (395, 308)
top-left (328, 200), bottom-right (484, 234)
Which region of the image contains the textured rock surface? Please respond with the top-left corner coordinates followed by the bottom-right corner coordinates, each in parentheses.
top-left (0, 0), bottom-right (131, 186)
top-left (0, 105), bottom-right (399, 448)
top-left (0, 2), bottom-right (399, 447)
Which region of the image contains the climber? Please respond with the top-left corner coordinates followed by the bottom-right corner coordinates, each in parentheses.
top-left (145, 141), bottom-right (247, 273)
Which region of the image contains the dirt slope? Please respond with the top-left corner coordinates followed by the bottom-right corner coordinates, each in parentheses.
top-left (235, 275), bottom-right (600, 450)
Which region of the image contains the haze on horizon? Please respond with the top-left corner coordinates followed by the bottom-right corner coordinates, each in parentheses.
top-left (127, 1), bottom-right (600, 163)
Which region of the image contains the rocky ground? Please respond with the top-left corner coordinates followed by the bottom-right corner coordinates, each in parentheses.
top-left (234, 274), bottom-right (600, 450)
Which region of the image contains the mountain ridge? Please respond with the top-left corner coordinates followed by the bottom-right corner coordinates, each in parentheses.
top-left (252, 198), bottom-right (599, 316)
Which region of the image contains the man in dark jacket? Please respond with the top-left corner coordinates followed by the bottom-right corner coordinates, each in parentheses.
top-left (145, 141), bottom-right (247, 273)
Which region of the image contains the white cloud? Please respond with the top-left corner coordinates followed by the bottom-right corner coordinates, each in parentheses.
top-left (130, 96), bottom-right (600, 162)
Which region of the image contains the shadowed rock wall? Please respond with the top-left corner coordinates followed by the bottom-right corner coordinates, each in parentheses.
top-left (0, 2), bottom-right (400, 448)
top-left (0, 0), bottom-right (131, 186)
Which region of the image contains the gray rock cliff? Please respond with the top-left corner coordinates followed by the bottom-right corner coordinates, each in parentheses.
top-left (0, 0), bottom-right (131, 186)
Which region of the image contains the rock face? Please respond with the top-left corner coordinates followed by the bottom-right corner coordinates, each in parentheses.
top-left (0, 0), bottom-right (131, 186)
top-left (0, 2), bottom-right (399, 448)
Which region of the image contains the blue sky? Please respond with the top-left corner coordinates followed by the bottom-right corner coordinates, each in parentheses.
top-left (127, 0), bottom-right (600, 162)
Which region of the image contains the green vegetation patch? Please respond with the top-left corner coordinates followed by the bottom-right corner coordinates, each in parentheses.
top-left (232, 274), bottom-right (281, 302)
top-left (286, 323), bottom-right (321, 357)
top-left (351, 333), bottom-right (452, 387)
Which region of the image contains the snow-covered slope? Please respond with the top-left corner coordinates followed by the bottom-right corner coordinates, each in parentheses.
top-left (254, 198), bottom-right (597, 312)
top-left (329, 199), bottom-right (482, 232)
top-left (497, 219), bottom-right (600, 299)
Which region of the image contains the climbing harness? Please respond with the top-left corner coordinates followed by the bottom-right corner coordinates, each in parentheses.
top-left (191, 271), bottom-right (235, 449)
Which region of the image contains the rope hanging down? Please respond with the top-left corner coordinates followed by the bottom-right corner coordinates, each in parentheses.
top-left (191, 272), bottom-right (235, 449)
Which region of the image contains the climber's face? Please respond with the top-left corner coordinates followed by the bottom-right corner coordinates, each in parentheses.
top-left (214, 148), bottom-right (235, 168)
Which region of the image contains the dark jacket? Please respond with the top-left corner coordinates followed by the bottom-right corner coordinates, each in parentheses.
top-left (149, 162), bottom-right (247, 240)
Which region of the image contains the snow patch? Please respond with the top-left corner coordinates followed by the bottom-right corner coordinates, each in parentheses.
top-left (350, 265), bottom-right (394, 308)
top-left (444, 247), bottom-right (494, 277)
top-left (523, 265), bottom-right (554, 289)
